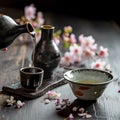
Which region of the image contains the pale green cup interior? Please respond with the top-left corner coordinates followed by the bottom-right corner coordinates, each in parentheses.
top-left (64, 69), bottom-right (113, 85)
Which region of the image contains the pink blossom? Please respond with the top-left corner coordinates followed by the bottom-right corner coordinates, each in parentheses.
top-left (55, 99), bottom-right (61, 106)
top-left (69, 44), bottom-right (82, 55)
top-left (78, 34), bottom-right (84, 45)
top-left (84, 35), bottom-right (95, 47)
top-left (69, 44), bottom-right (82, 63)
top-left (44, 99), bottom-right (50, 104)
top-left (53, 37), bottom-right (60, 45)
top-left (72, 54), bottom-right (82, 63)
top-left (36, 12), bottom-right (44, 21)
top-left (46, 91), bottom-right (61, 100)
top-left (72, 106), bottom-right (78, 112)
top-left (69, 33), bottom-right (77, 44)
top-left (79, 107), bottom-right (85, 113)
top-left (16, 100), bottom-right (25, 108)
top-left (79, 35), bottom-right (95, 48)
top-left (98, 46), bottom-right (109, 58)
top-left (91, 59), bottom-right (106, 70)
top-left (60, 52), bottom-right (74, 66)
top-left (78, 112), bottom-right (92, 118)
top-left (63, 36), bottom-right (70, 42)
top-left (6, 96), bottom-right (16, 106)
top-left (83, 48), bottom-right (95, 59)
top-left (63, 32), bottom-right (69, 37)
top-left (68, 113), bottom-right (74, 119)
top-left (89, 43), bottom-right (98, 51)
top-left (24, 4), bottom-right (36, 20)
top-left (61, 99), bottom-right (71, 106)
top-left (56, 104), bottom-right (62, 110)
top-left (64, 26), bottom-right (72, 33)
top-left (78, 108), bottom-right (92, 118)
top-left (104, 64), bottom-right (111, 71)
top-left (36, 12), bottom-right (45, 28)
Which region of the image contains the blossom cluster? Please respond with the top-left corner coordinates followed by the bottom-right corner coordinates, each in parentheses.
top-left (5, 96), bottom-right (25, 108)
top-left (15, 4), bottom-right (45, 43)
top-left (43, 91), bottom-right (92, 119)
top-left (53, 26), bottom-right (111, 71)
top-left (44, 91), bottom-right (61, 104)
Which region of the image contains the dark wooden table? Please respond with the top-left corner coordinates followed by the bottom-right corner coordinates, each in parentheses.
top-left (0, 7), bottom-right (120, 120)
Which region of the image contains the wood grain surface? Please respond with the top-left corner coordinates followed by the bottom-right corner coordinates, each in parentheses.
top-left (0, 7), bottom-right (120, 120)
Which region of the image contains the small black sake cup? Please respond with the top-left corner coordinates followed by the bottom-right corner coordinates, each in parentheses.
top-left (20, 66), bottom-right (44, 92)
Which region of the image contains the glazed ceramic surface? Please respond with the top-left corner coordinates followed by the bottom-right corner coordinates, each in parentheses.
top-left (64, 68), bottom-right (114, 100)
top-left (20, 66), bottom-right (44, 92)
top-left (32, 25), bottom-right (61, 79)
top-left (0, 14), bottom-right (35, 49)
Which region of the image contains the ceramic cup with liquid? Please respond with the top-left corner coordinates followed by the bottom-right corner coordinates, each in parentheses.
top-left (20, 66), bottom-right (44, 92)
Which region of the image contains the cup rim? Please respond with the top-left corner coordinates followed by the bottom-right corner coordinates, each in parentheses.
top-left (20, 66), bottom-right (44, 74)
top-left (64, 68), bottom-right (114, 86)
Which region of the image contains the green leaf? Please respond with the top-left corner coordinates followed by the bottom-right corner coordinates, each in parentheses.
top-left (63, 42), bottom-right (70, 48)
top-left (54, 30), bottom-right (62, 37)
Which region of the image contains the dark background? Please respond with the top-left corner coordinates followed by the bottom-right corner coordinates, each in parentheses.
top-left (0, 0), bottom-right (120, 22)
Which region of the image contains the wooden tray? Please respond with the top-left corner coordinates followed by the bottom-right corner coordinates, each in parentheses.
top-left (2, 67), bottom-right (68, 99)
